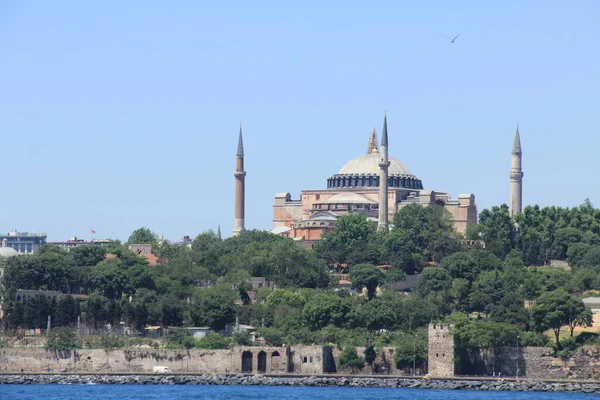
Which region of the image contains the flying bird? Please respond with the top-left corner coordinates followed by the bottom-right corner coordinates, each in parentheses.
top-left (445, 34), bottom-right (460, 43)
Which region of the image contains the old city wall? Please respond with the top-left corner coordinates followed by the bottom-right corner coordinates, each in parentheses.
top-left (469, 346), bottom-right (600, 380)
top-left (330, 346), bottom-right (399, 375)
top-left (0, 348), bottom-right (232, 374)
top-left (0, 345), bottom-right (390, 376)
top-left (4, 343), bottom-right (600, 379)
top-left (0, 346), bottom-right (289, 374)
top-left (428, 323), bottom-right (600, 380)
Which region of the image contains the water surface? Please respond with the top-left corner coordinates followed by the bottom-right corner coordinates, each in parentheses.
top-left (1, 385), bottom-right (597, 400)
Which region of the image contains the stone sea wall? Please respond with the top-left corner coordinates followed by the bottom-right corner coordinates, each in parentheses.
top-left (0, 347), bottom-right (292, 374)
top-left (0, 346), bottom-right (397, 375)
top-left (1, 374), bottom-right (600, 394)
top-left (457, 346), bottom-right (600, 380)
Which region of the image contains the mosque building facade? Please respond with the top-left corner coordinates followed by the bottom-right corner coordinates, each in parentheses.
top-left (270, 114), bottom-right (478, 241)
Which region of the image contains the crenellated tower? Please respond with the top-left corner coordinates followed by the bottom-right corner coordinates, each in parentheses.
top-left (509, 124), bottom-right (523, 218)
top-left (233, 124), bottom-right (246, 236)
top-left (377, 112), bottom-right (390, 231)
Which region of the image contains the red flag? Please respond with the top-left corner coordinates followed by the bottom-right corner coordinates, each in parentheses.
top-left (91, 229), bottom-right (96, 234)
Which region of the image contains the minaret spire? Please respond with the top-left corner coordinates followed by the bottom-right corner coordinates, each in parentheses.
top-left (512, 123), bottom-right (522, 154)
top-left (378, 111), bottom-right (390, 231)
top-left (237, 123), bottom-right (244, 157)
top-left (509, 123), bottom-right (523, 217)
top-left (233, 123), bottom-right (246, 236)
top-left (217, 224), bottom-right (222, 239)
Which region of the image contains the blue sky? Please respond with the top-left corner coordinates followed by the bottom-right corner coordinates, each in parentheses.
top-left (1, 1), bottom-right (599, 241)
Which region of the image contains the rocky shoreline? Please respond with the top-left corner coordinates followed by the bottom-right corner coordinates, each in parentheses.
top-left (1, 374), bottom-right (600, 393)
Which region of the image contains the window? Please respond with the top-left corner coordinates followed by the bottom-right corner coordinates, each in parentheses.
top-left (309, 357), bottom-right (313, 363)
top-left (303, 357), bottom-right (307, 363)
top-left (436, 353), bottom-right (439, 357)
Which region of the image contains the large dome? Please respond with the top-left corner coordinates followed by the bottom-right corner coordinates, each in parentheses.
top-left (326, 130), bottom-right (423, 190)
top-left (0, 247), bottom-right (18, 258)
top-left (337, 152), bottom-right (413, 177)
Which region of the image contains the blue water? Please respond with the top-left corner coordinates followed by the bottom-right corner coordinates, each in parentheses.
top-left (0, 386), bottom-right (597, 400)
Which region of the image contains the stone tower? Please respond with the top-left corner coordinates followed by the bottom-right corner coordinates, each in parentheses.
top-left (377, 112), bottom-right (390, 231)
top-left (233, 124), bottom-right (246, 236)
top-left (509, 124), bottom-right (523, 218)
top-left (428, 323), bottom-right (454, 377)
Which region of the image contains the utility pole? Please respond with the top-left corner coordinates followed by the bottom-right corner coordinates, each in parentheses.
top-left (516, 335), bottom-right (520, 380)
top-left (413, 335), bottom-right (417, 376)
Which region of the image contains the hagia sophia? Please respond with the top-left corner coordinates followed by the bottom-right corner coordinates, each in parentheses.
top-left (232, 114), bottom-right (524, 244)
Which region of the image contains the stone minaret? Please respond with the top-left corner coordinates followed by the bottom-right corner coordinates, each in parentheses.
top-left (378, 112), bottom-right (390, 231)
top-left (233, 124), bottom-right (246, 236)
top-left (509, 123), bottom-right (523, 218)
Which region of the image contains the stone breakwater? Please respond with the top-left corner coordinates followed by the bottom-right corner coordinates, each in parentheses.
top-left (2, 374), bottom-right (600, 393)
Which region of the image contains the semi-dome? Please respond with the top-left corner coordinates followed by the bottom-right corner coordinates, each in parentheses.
top-left (316, 192), bottom-right (377, 205)
top-left (337, 152), bottom-right (413, 176)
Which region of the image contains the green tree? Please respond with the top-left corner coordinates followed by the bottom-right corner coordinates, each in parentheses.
top-left (232, 330), bottom-right (252, 346)
top-left (338, 346), bottom-right (365, 373)
top-left (90, 260), bottom-right (131, 300)
top-left (488, 293), bottom-right (529, 328)
top-left (20, 294), bottom-right (53, 329)
top-left (383, 229), bottom-right (424, 275)
top-left (364, 345), bottom-right (377, 373)
top-left (191, 231), bottom-right (224, 275)
top-left (70, 245), bottom-right (106, 267)
top-left (350, 263), bottom-right (386, 300)
top-left (54, 295), bottom-right (80, 327)
top-left (313, 214), bottom-right (379, 266)
top-left (45, 327), bottom-right (80, 350)
top-left (302, 293), bottom-right (350, 330)
top-left (159, 294), bottom-right (185, 327)
top-left (257, 327), bottom-right (285, 346)
top-left (201, 286), bottom-right (237, 331)
top-left (98, 333), bottom-right (126, 350)
top-left (266, 289), bottom-right (306, 309)
top-left (531, 289), bottom-right (591, 346)
top-left (393, 204), bottom-right (460, 262)
top-left (474, 204), bottom-right (515, 259)
top-left (394, 331), bottom-right (428, 373)
top-left (222, 270), bottom-right (253, 305)
top-left (165, 328), bottom-right (195, 349)
top-left (567, 243), bottom-right (592, 270)
top-left (85, 293), bottom-right (123, 329)
top-left (348, 297), bottom-right (397, 332)
top-left (196, 332), bottom-right (231, 349)
top-left (127, 227), bottom-right (158, 245)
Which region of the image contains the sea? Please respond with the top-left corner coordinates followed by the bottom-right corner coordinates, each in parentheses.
top-left (0, 385), bottom-right (597, 400)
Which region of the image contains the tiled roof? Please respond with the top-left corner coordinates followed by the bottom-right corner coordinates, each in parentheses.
top-left (141, 253), bottom-right (159, 265)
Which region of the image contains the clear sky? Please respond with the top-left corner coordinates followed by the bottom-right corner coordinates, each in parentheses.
top-left (1, 1), bottom-right (599, 242)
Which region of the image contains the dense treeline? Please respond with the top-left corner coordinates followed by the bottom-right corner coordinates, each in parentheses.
top-left (2, 201), bottom-right (600, 369)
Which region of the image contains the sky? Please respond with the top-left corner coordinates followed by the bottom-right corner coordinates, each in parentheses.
top-left (1, 1), bottom-right (599, 242)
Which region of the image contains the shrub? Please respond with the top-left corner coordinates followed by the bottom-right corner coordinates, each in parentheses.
top-left (339, 346), bottom-right (365, 373)
top-left (196, 333), bottom-right (231, 349)
top-left (165, 328), bottom-right (195, 349)
top-left (45, 327), bottom-right (81, 350)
